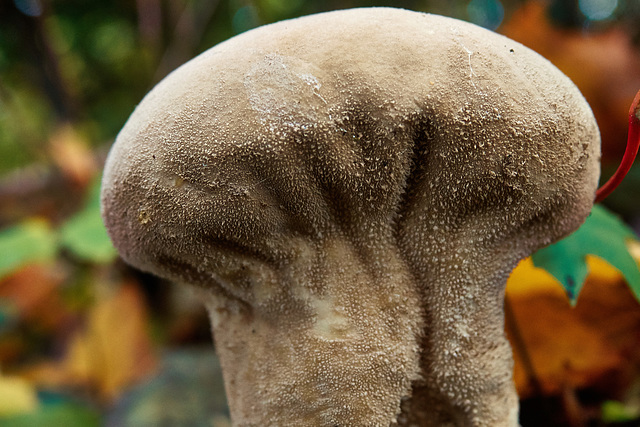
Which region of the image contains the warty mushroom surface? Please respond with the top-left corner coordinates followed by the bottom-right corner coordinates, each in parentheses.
top-left (101, 7), bottom-right (600, 427)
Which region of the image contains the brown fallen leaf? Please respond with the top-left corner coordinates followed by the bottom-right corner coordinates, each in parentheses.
top-left (506, 256), bottom-right (640, 398)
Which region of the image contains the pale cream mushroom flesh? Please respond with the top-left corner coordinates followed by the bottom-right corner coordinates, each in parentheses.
top-left (101, 8), bottom-right (600, 427)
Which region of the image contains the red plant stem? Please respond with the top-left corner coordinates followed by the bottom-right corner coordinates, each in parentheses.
top-left (595, 89), bottom-right (640, 203)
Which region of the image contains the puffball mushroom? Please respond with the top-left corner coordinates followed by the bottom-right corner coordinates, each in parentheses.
top-left (101, 8), bottom-right (600, 427)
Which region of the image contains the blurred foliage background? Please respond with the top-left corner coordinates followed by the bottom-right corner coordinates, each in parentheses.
top-left (1, 0), bottom-right (640, 426)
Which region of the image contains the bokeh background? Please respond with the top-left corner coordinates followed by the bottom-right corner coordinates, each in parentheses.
top-left (1, 0), bottom-right (640, 425)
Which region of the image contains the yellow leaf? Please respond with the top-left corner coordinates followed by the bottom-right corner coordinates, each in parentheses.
top-left (0, 374), bottom-right (38, 416)
top-left (506, 255), bottom-right (625, 299)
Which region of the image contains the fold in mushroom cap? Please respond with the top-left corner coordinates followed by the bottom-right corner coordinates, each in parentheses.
top-left (101, 8), bottom-right (600, 426)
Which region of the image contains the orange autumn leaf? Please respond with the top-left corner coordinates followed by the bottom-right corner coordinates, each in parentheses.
top-left (0, 263), bottom-right (72, 366)
top-left (506, 256), bottom-right (640, 398)
top-left (48, 124), bottom-right (97, 188)
top-left (65, 281), bottom-right (157, 401)
top-left (0, 263), bottom-right (69, 331)
top-left (28, 281), bottom-right (158, 402)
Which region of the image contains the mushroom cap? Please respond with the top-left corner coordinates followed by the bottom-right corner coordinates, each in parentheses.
top-left (102, 7), bottom-right (599, 290)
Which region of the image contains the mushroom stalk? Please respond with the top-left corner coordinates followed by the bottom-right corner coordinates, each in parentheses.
top-left (201, 238), bottom-right (423, 425)
top-left (398, 252), bottom-right (520, 426)
top-left (101, 8), bottom-right (601, 426)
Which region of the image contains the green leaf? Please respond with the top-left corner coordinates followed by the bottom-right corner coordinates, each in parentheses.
top-left (601, 400), bottom-right (640, 423)
top-left (0, 220), bottom-right (58, 279)
top-left (59, 177), bottom-right (116, 264)
top-left (532, 205), bottom-right (640, 304)
top-left (0, 398), bottom-right (100, 427)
